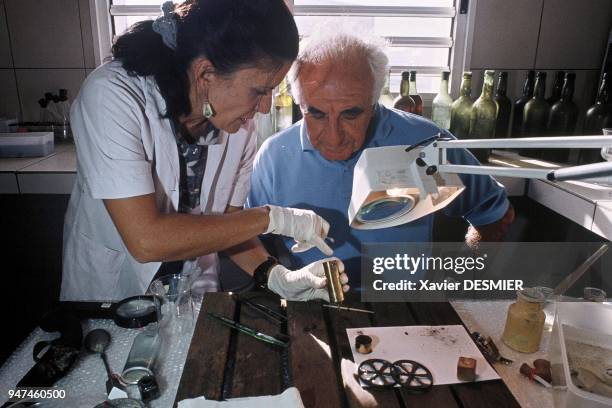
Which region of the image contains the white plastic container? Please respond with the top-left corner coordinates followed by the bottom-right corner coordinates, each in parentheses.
top-left (0, 132), bottom-right (54, 157)
top-left (550, 301), bottom-right (612, 408)
top-left (0, 117), bottom-right (18, 133)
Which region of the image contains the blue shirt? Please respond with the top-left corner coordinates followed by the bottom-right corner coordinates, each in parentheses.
top-left (247, 104), bottom-right (509, 281)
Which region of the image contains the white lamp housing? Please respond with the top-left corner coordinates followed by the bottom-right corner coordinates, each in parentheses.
top-left (348, 145), bottom-right (465, 229)
top-left (348, 134), bottom-right (612, 230)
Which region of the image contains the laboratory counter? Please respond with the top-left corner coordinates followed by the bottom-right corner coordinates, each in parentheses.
top-left (0, 293), bottom-right (561, 407)
top-left (0, 142), bottom-right (76, 194)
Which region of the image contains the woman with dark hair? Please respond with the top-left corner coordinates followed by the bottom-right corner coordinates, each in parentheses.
top-left (61, 0), bottom-right (348, 302)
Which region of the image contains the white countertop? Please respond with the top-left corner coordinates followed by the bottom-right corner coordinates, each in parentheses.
top-left (0, 155), bottom-right (53, 173)
top-left (0, 142), bottom-right (75, 172)
top-left (18, 149), bottom-right (76, 173)
top-left (593, 201), bottom-right (612, 239)
top-left (490, 150), bottom-right (612, 241)
top-left (0, 142), bottom-right (76, 194)
top-left (452, 300), bottom-right (564, 408)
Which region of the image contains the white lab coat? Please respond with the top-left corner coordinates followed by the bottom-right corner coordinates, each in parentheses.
top-left (61, 62), bottom-right (257, 301)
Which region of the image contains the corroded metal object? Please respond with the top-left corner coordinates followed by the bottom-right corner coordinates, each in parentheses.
top-left (323, 260), bottom-right (344, 304)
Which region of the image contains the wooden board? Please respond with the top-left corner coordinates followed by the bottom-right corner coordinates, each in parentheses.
top-left (325, 293), bottom-right (402, 408)
top-left (229, 292), bottom-right (284, 397)
top-left (175, 293), bottom-right (521, 408)
top-left (175, 292), bottom-right (236, 403)
top-left (287, 301), bottom-right (344, 408)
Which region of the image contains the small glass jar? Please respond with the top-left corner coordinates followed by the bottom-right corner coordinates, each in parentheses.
top-left (122, 325), bottom-right (162, 385)
top-left (502, 288), bottom-right (546, 353)
top-left (533, 286), bottom-right (556, 332)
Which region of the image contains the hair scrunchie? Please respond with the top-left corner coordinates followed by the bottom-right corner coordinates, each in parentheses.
top-left (152, 1), bottom-right (178, 50)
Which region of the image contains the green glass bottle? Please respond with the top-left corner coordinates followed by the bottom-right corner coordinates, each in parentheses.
top-left (393, 71), bottom-right (416, 113)
top-left (546, 71), bottom-right (565, 105)
top-left (409, 71), bottom-right (423, 116)
top-left (450, 72), bottom-right (474, 139)
top-left (378, 71), bottom-right (395, 108)
top-left (579, 73), bottom-right (612, 164)
top-left (468, 70), bottom-right (497, 163)
top-left (494, 72), bottom-right (511, 138)
top-left (543, 73), bottom-right (577, 163)
top-left (521, 72), bottom-right (549, 158)
top-left (432, 71), bottom-right (453, 129)
top-left (512, 70), bottom-right (535, 138)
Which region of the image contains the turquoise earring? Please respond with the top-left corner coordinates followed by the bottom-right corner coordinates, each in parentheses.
top-left (203, 101), bottom-right (215, 118)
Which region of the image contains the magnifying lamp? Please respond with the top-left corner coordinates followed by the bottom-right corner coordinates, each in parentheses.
top-left (348, 134), bottom-right (612, 229)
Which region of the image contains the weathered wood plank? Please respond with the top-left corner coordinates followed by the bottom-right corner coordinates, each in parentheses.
top-left (287, 301), bottom-right (344, 408)
top-left (229, 292), bottom-right (284, 397)
top-left (409, 302), bottom-right (464, 325)
top-left (175, 292), bottom-right (236, 404)
top-left (450, 380), bottom-right (521, 408)
top-left (370, 302), bottom-right (460, 408)
top-left (326, 293), bottom-right (402, 408)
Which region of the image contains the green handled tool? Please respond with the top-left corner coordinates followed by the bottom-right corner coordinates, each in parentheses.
top-left (207, 312), bottom-right (289, 348)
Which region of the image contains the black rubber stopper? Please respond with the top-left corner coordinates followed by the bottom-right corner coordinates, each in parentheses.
top-left (138, 375), bottom-right (160, 402)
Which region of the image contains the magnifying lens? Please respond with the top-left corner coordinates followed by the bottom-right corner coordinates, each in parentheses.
top-left (58, 295), bottom-right (160, 329)
top-left (114, 295), bottom-right (160, 328)
top-left (356, 194), bottom-right (416, 225)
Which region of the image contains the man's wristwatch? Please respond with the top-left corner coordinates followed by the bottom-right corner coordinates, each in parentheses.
top-left (253, 256), bottom-right (279, 289)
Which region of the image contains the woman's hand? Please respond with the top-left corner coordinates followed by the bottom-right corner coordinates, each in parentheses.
top-left (265, 205), bottom-right (333, 256)
top-left (267, 258), bottom-right (349, 301)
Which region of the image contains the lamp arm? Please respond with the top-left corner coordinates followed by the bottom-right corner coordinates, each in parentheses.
top-left (546, 161), bottom-right (612, 181)
top-left (438, 162), bottom-right (612, 182)
top-left (435, 135), bottom-right (612, 150)
top-left (424, 134), bottom-right (612, 182)
top-left (438, 164), bottom-right (552, 179)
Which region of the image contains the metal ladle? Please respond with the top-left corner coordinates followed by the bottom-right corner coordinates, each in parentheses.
top-left (84, 329), bottom-right (125, 392)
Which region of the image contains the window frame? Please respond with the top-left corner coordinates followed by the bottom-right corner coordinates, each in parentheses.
top-left (92, 0), bottom-right (473, 101)
top-left (89, 0), bottom-right (113, 66)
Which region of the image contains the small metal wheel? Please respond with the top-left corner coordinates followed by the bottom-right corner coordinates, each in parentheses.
top-left (393, 359), bottom-right (434, 392)
top-left (358, 359), bottom-right (398, 388)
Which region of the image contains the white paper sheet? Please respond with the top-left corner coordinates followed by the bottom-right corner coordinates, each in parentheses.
top-left (177, 387), bottom-right (304, 408)
top-left (346, 325), bottom-right (500, 386)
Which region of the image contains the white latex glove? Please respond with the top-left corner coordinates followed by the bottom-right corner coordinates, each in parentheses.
top-left (267, 257), bottom-right (349, 301)
top-left (265, 205), bottom-right (333, 256)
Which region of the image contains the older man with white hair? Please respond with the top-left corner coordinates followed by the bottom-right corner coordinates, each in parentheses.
top-left (247, 28), bottom-right (514, 285)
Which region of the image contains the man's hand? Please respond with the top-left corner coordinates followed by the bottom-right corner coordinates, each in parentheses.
top-left (465, 205), bottom-right (515, 249)
top-left (267, 257), bottom-right (349, 301)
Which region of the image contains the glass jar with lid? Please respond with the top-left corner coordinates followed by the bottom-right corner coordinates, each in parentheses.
top-left (502, 287), bottom-right (546, 353)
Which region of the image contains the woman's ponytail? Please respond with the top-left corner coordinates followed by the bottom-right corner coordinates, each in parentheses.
top-left (112, 20), bottom-right (175, 77)
top-left (112, 20), bottom-right (190, 119)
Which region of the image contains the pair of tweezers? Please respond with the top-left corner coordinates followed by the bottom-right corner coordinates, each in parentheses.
top-left (232, 293), bottom-right (287, 323)
top-left (207, 312), bottom-right (289, 348)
